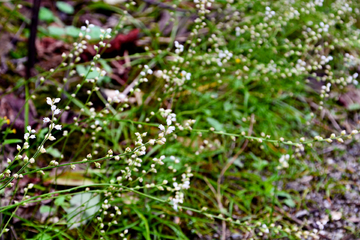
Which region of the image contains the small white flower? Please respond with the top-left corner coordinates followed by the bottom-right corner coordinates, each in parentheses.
top-left (182, 181), bottom-right (190, 189)
top-left (43, 117), bottom-right (51, 123)
top-left (156, 139), bottom-right (165, 145)
top-left (54, 125), bottom-right (62, 130)
top-left (172, 199), bottom-right (179, 211)
top-left (166, 126), bottom-right (176, 134)
top-left (46, 97), bottom-right (52, 105)
top-left (54, 109), bottom-right (61, 115)
top-left (173, 182), bottom-right (180, 190)
top-left (40, 146), bottom-right (46, 153)
top-left (158, 124), bottom-right (165, 131)
top-left (48, 135), bottom-right (56, 141)
top-left (24, 133), bottom-right (30, 140)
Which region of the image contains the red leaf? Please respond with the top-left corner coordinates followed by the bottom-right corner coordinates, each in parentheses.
top-left (81, 29), bottom-right (140, 61)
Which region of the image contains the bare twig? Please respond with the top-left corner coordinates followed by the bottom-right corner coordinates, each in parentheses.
top-left (203, 177), bottom-right (225, 239)
top-left (309, 102), bottom-right (342, 132)
top-left (26, 0), bottom-right (41, 79)
top-left (217, 114), bottom-right (255, 191)
top-left (10, 226), bottom-right (18, 240)
top-left (215, 114), bottom-right (255, 240)
top-left (143, 0), bottom-right (189, 12)
top-left (137, 28), bottom-right (208, 46)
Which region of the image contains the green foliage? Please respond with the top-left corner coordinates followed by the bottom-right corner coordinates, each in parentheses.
top-left (65, 192), bottom-right (101, 228)
top-left (39, 7), bottom-right (55, 22)
top-left (56, 2), bottom-right (74, 14)
top-left (1, 0), bottom-right (360, 239)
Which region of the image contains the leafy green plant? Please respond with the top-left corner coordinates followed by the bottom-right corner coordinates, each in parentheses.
top-left (1, 0), bottom-right (360, 239)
